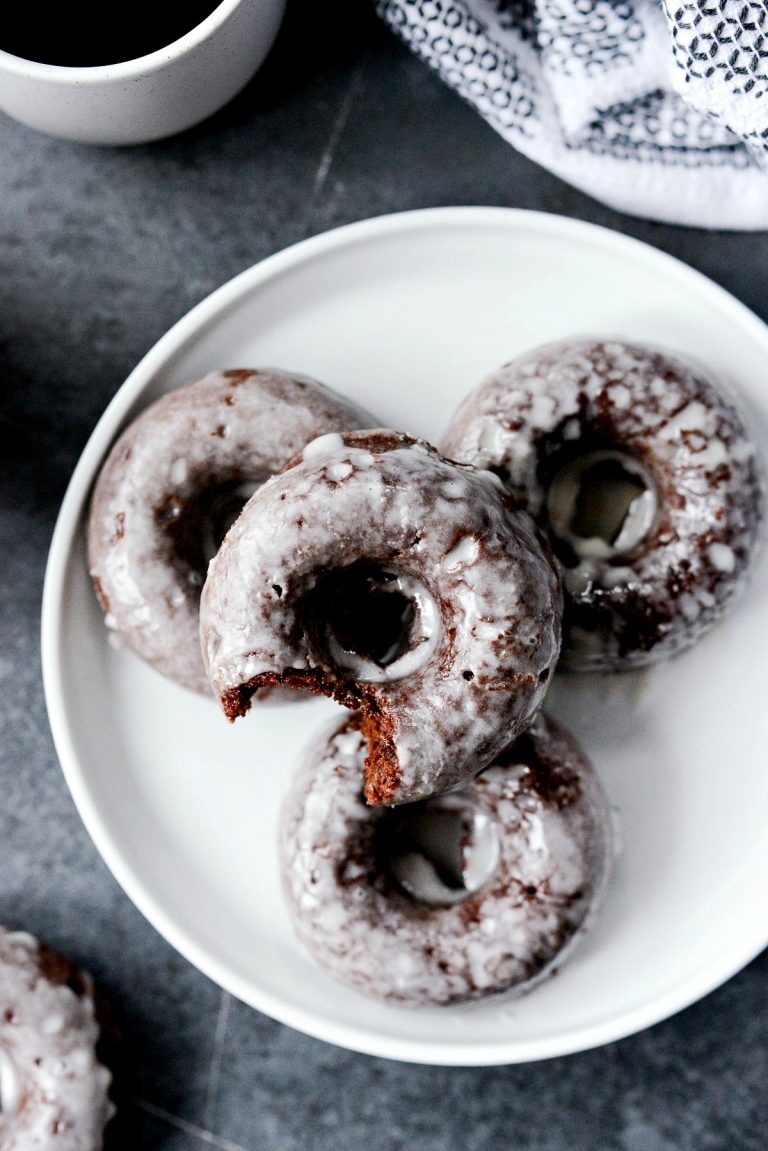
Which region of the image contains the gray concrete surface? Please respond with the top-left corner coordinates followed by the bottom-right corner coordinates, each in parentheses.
top-left (1, 2), bottom-right (766, 1147)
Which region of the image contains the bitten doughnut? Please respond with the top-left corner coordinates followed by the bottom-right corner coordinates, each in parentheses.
top-left (200, 429), bottom-right (562, 805)
top-left (280, 713), bottom-right (613, 1006)
top-left (0, 928), bottom-right (114, 1149)
top-left (442, 338), bottom-right (765, 670)
top-left (88, 369), bottom-right (376, 693)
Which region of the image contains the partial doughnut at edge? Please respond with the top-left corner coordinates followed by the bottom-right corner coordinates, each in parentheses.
top-left (0, 927), bottom-right (115, 1150)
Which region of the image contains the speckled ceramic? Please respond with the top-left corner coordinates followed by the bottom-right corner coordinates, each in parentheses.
top-left (0, 0), bottom-right (285, 145)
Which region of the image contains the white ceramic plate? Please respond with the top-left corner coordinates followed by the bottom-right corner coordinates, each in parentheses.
top-left (42, 208), bottom-right (768, 1066)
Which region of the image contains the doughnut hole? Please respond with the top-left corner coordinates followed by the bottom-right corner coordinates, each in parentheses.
top-left (546, 449), bottom-right (657, 566)
top-left (301, 562), bottom-right (441, 682)
top-left (0, 1044), bottom-right (21, 1117)
top-left (378, 793), bottom-right (501, 906)
top-left (159, 479), bottom-right (259, 576)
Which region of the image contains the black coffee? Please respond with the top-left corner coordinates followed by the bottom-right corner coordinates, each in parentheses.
top-left (2, 1), bottom-right (223, 67)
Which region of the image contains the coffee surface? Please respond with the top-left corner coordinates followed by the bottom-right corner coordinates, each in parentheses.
top-left (2, 1), bottom-right (222, 66)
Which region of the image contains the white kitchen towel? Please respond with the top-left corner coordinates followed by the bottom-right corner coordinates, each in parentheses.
top-left (377, 0), bottom-right (768, 229)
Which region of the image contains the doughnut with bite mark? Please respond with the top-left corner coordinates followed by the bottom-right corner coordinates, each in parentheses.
top-left (441, 338), bottom-right (765, 670)
top-left (87, 369), bottom-right (376, 693)
top-left (200, 429), bottom-right (562, 805)
top-left (0, 928), bottom-right (115, 1150)
top-left (280, 713), bottom-right (613, 1006)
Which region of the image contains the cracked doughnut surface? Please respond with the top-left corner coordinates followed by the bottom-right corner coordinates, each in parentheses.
top-left (200, 430), bottom-right (562, 805)
top-left (87, 369), bottom-right (376, 692)
top-left (442, 338), bottom-right (765, 670)
top-left (0, 928), bottom-right (114, 1150)
top-left (280, 713), bottom-right (613, 1006)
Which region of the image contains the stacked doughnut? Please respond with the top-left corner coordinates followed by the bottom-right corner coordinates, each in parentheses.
top-left (87, 338), bottom-right (764, 1008)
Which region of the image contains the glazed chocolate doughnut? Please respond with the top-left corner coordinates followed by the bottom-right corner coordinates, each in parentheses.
top-left (442, 338), bottom-right (765, 670)
top-left (200, 429), bottom-right (562, 805)
top-left (87, 369), bottom-right (376, 693)
top-left (0, 928), bottom-right (114, 1149)
top-left (280, 713), bottom-right (612, 1006)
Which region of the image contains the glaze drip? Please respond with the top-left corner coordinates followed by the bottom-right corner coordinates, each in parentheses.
top-left (167, 479), bottom-right (260, 572)
top-left (381, 793), bottom-right (501, 906)
top-left (547, 450), bottom-right (657, 563)
top-left (303, 563), bottom-right (440, 683)
top-left (0, 1044), bottom-right (20, 1117)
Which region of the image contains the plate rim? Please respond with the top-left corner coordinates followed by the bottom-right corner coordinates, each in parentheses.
top-left (41, 206), bottom-right (768, 1066)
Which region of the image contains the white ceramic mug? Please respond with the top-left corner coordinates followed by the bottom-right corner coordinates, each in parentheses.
top-left (0, 0), bottom-right (286, 146)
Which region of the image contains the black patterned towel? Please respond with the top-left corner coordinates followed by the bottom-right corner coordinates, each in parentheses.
top-left (378, 0), bottom-right (768, 229)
